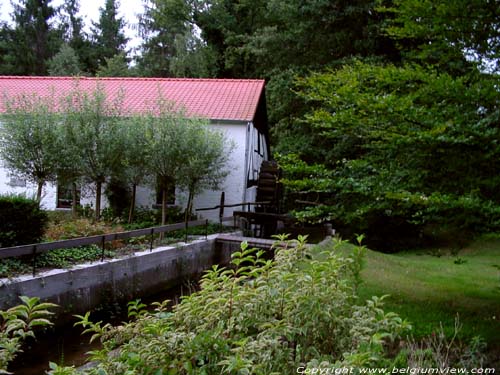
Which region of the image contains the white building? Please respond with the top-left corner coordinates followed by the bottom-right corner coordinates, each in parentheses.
top-left (0, 76), bottom-right (270, 221)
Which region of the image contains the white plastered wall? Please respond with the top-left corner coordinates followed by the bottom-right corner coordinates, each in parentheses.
top-left (0, 119), bottom-right (266, 222)
top-left (174, 122), bottom-right (248, 222)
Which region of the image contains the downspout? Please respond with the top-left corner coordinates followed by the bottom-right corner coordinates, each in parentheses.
top-left (242, 121), bottom-right (252, 209)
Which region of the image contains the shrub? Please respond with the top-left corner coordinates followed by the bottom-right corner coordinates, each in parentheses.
top-left (51, 238), bottom-right (412, 374)
top-left (44, 218), bottom-right (125, 251)
top-left (0, 194), bottom-right (48, 247)
top-left (123, 206), bottom-right (185, 230)
top-left (0, 296), bottom-right (57, 372)
top-left (104, 178), bottom-right (131, 219)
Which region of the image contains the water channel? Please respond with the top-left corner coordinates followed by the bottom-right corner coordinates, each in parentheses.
top-left (9, 282), bottom-right (195, 375)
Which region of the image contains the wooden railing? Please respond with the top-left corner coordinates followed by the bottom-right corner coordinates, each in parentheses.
top-left (196, 191), bottom-right (271, 226)
top-left (0, 217), bottom-right (235, 276)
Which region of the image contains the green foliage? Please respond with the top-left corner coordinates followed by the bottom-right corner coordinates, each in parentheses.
top-left (378, 0), bottom-right (500, 74)
top-left (137, 0), bottom-right (215, 77)
top-left (0, 296), bottom-right (57, 373)
top-left (104, 177), bottom-right (132, 219)
top-left (44, 218), bottom-right (123, 241)
top-left (0, 93), bottom-right (61, 202)
top-left (52, 238), bottom-right (411, 374)
top-left (279, 61), bottom-right (500, 251)
top-left (97, 53), bottom-right (134, 77)
top-left (36, 245), bottom-right (116, 269)
top-left (175, 120), bottom-right (233, 219)
top-left (0, 0), bottom-right (62, 75)
top-left (59, 0), bottom-right (94, 74)
top-left (90, 0), bottom-right (128, 69)
top-left (60, 83), bottom-right (125, 220)
top-left (0, 245), bottom-right (115, 277)
top-left (47, 44), bottom-right (82, 76)
top-left (0, 258), bottom-right (31, 278)
top-left (0, 194), bottom-right (48, 248)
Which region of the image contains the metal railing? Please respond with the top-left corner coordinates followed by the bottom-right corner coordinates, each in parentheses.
top-left (0, 217), bottom-right (235, 276)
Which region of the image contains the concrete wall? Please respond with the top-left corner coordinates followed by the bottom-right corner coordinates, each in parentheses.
top-left (0, 234), bottom-right (239, 320)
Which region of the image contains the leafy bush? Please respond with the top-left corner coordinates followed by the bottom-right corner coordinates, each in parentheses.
top-left (123, 206), bottom-right (185, 230)
top-left (277, 62), bottom-right (500, 251)
top-left (36, 245), bottom-right (116, 269)
top-left (0, 194), bottom-right (48, 248)
top-left (50, 237), bottom-right (411, 374)
top-left (0, 296), bottom-right (57, 372)
top-left (44, 218), bottom-right (124, 242)
top-left (104, 178), bottom-right (131, 219)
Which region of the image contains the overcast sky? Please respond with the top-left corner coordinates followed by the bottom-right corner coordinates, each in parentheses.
top-left (0, 0), bottom-right (145, 52)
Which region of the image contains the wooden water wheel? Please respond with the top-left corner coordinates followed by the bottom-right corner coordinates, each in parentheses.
top-left (255, 160), bottom-right (282, 214)
top-left (235, 160), bottom-right (286, 237)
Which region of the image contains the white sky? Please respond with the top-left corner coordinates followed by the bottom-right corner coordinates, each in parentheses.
top-left (0, 0), bottom-right (144, 52)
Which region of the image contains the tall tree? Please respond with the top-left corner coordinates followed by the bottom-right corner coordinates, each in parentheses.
top-left (59, 0), bottom-right (95, 73)
top-left (91, 0), bottom-right (128, 70)
top-left (0, 94), bottom-right (60, 203)
top-left (194, 0), bottom-right (400, 136)
top-left (143, 100), bottom-right (186, 225)
top-left (121, 115), bottom-right (152, 223)
top-left (176, 119), bottom-right (232, 221)
top-left (0, 0), bottom-right (62, 75)
top-left (137, 0), bottom-right (216, 77)
top-left (61, 84), bottom-right (125, 221)
top-left (379, 0), bottom-right (500, 75)
top-left (47, 44), bottom-right (82, 76)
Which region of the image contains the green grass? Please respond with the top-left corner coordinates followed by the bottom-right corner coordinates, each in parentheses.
top-left (330, 237), bottom-right (500, 345)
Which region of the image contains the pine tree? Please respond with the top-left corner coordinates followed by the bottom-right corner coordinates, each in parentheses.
top-left (91, 0), bottom-right (129, 69)
top-left (0, 0), bottom-right (62, 75)
top-left (60, 0), bottom-right (95, 73)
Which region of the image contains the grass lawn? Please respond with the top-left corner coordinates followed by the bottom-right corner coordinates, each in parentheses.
top-left (330, 237), bottom-right (500, 345)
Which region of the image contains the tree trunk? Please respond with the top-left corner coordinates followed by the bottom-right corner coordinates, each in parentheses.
top-left (128, 183), bottom-right (137, 224)
top-left (184, 188), bottom-right (194, 228)
top-left (160, 188), bottom-right (167, 241)
top-left (36, 181), bottom-right (43, 205)
top-left (95, 180), bottom-right (102, 221)
top-left (162, 188), bottom-right (167, 225)
top-left (72, 182), bottom-right (78, 219)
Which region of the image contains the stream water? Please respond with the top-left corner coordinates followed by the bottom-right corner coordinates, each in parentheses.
top-left (8, 282), bottom-right (196, 375)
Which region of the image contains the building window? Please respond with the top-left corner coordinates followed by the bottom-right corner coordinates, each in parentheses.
top-left (155, 176), bottom-right (175, 206)
top-left (57, 182), bottom-right (81, 209)
top-left (8, 175), bottom-right (26, 187)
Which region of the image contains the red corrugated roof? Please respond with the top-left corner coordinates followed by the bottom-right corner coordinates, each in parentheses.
top-left (0, 76), bottom-right (265, 122)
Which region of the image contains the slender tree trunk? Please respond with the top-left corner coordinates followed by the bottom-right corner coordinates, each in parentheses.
top-left (162, 188), bottom-right (167, 226)
top-left (95, 180), bottom-right (102, 221)
top-left (128, 183), bottom-right (137, 224)
top-left (36, 181), bottom-right (44, 205)
top-left (160, 188), bottom-right (167, 241)
top-left (72, 182), bottom-right (78, 219)
top-left (184, 189), bottom-right (194, 228)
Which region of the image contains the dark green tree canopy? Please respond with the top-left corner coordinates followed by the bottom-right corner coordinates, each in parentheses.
top-left (0, 0), bottom-right (62, 75)
top-left (91, 0), bottom-right (129, 69)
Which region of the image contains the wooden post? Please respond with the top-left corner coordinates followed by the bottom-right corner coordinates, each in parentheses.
top-left (101, 236), bottom-right (106, 262)
top-left (32, 245), bottom-right (37, 277)
top-left (219, 191), bottom-right (225, 229)
top-left (150, 228), bottom-right (154, 252)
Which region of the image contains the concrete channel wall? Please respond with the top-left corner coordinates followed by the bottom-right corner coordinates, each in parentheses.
top-left (0, 233), bottom-right (262, 320)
